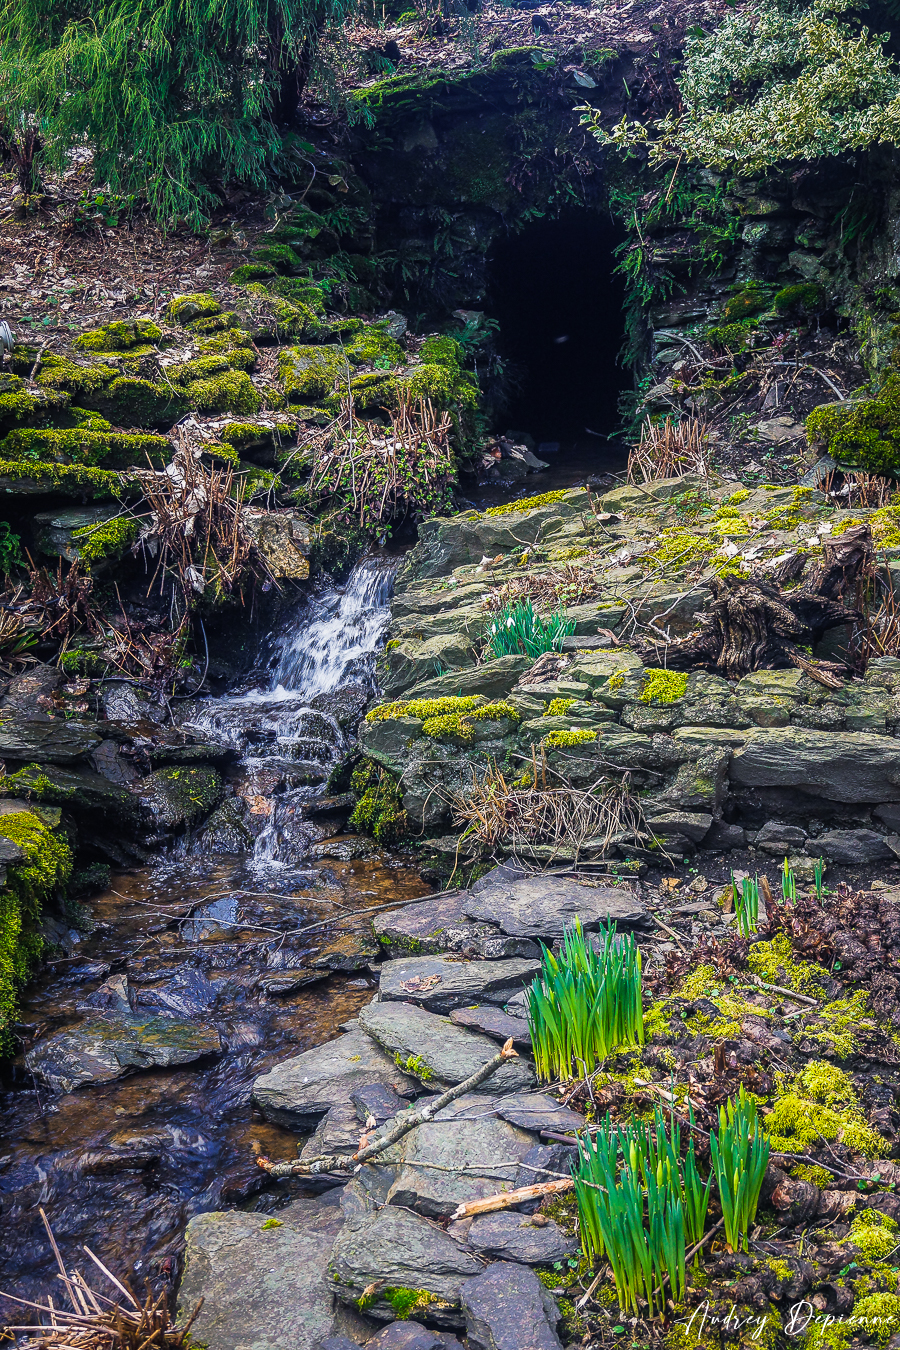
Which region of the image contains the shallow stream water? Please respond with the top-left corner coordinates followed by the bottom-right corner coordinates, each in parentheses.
top-left (0, 558), bottom-right (428, 1320)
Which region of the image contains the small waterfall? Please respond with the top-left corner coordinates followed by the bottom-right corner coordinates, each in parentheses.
top-left (267, 556), bottom-right (397, 699)
top-left (185, 556), bottom-right (397, 869)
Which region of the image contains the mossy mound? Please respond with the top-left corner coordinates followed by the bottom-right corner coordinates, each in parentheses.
top-left (74, 319), bottom-right (164, 352)
top-left (807, 374), bottom-right (900, 473)
top-left (764, 1060), bottom-right (889, 1157)
top-left (253, 242), bottom-right (305, 273)
top-left (166, 293), bottom-right (222, 325)
top-left (775, 283), bottom-right (825, 314)
top-left (230, 263), bottom-right (276, 283)
top-left (1, 427), bottom-right (169, 468)
top-left (279, 345), bottom-right (346, 403)
top-left (348, 758), bottom-right (408, 845)
top-left (346, 324), bottom-right (405, 368)
top-left (723, 283), bottom-right (771, 321)
top-left (0, 810), bottom-right (72, 1053)
top-left (95, 376), bottom-right (190, 427)
top-left (184, 369), bottom-right (261, 414)
top-left (0, 459), bottom-right (126, 496)
top-left (73, 515), bottom-right (141, 564)
top-left (38, 354), bottom-right (117, 397)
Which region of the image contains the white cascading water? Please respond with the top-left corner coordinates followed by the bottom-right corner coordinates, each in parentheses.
top-left (184, 556), bottom-right (397, 868)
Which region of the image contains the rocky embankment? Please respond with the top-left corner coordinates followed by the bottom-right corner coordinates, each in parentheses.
top-left (357, 476), bottom-right (900, 883)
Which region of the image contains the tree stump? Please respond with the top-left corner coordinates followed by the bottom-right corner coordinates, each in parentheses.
top-left (638, 524), bottom-right (874, 687)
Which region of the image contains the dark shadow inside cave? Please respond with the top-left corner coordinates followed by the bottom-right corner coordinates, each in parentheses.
top-left (486, 210), bottom-right (631, 447)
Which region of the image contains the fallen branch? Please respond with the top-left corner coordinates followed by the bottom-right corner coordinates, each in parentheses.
top-left (256, 1038), bottom-right (520, 1178)
top-left (449, 1176), bottom-right (575, 1222)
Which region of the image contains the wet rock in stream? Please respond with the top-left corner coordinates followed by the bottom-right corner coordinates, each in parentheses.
top-left (25, 1011), bottom-right (222, 1091)
top-left (252, 1026), bottom-right (418, 1130)
top-left (377, 952), bottom-right (541, 1013)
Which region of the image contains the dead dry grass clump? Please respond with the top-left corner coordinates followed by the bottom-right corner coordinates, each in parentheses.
top-left (449, 760), bottom-right (652, 857)
top-left (305, 395), bottom-right (454, 532)
top-left (627, 416), bottom-right (708, 484)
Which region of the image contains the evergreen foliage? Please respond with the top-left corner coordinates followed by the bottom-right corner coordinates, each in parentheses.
top-left (583, 0), bottom-right (900, 174)
top-left (0, 0), bottom-right (353, 221)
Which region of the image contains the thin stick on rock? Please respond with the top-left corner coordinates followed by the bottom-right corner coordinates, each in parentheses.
top-left (449, 1177), bottom-right (575, 1222)
top-left (256, 1038), bottom-right (521, 1178)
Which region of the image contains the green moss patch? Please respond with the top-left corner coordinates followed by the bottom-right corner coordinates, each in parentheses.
top-left (807, 374), bottom-right (900, 474)
top-left (0, 458), bottom-right (125, 496)
top-left (0, 810), bottom-right (72, 1053)
top-left (541, 728), bottom-right (598, 749)
top-left (279, 345), bottom-right (347, 403)
top-left (74, 319), bottom-right (163, 352)
top-left (166, 293), bottom-right (221, 324)
top-left (73, 515), bottom-right (140, 564)
top-left (1, 427), bottom-right (169, 469)
top-left (348, 759), bottom-right (408, 845)
top-left (484, 490), bottom-right (568, 518)
top-left (764, 1061), bottom-right (888, 1157)
top-left (38, 354), bottom-right (117, 396)
top-left (639, 669), bottom-right (689, 704)
top-left (184, 370), bottom-right (261, 414)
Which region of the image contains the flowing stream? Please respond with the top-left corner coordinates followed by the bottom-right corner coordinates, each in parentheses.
top-left (0, 557), bottom-right (427, 1319)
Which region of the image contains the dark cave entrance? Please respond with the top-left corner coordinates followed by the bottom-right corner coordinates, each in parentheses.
top-left (486, 210), bottom-right (631, 448)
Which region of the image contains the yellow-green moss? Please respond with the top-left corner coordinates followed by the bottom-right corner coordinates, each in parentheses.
top-left (725, 488), bottom-right (751, 505)
top-left (0, 811), bottom-right (73, 1053)
top-left (100, 376), bottom-right (189, 425)
top-left (545, 698), bottom-right (576, 716)
top-left (185, 370), bottom-right (261, 415)
top-left (807, 374), bottom-right (900, 474)
top-left (848, 1210), bottom-right (899, 1263)
top-left (167, 293), bottom-right (221, 324)
top-left (38, 354), bottom-right (117, 396)
top-left (643, 527), bottom-right (716, 570)
top-left (348, 759), bottom-right (408, 846)
top-left (72, 515), bottom-right (140, 564)
top-left (541, 728), bottom-right (598, 749)
top-left (0, 458), bottom-right (124, 496)
top-left (259, 1217), bottom-right (282, 1229)
top-left (0, 427), bottom-right (169, 469)
top-left (421, 700), bottom-right (519, 743)
top-left (606, 670), bottom-right (626, 692)
top-left (791, 1163), bottom-right (834, 1186)
top-left (366, 695), bottom-right (482, 723)
top-left (639, 668), bottom-right (689, 704)
top-left (394, 1052), bottom-right (433, 1083)
top-left (167, 354), bottom-right (252, 385)
top-left (747, 932), bottom-right (830, 998)
top-left (279, 345), bottom-right (346, 403)
top-left (346, 325), bottom-right (404, 367)
top-left (764, 1061), bottom-right (888, 1158)
top-left (484, 490), bottom-right (567, 518)
top-left (852, 1292), bottom-right (900, 1346)
top-left (74, 320), bottom-right (163, 352)
top-left (796, 990), bottom-right (875, 1059)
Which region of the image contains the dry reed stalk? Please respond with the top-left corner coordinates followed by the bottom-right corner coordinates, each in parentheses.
top-left (627, 416), bottom-right (708, 485)
top-left (482, 562), bottom-right (604, 614)
top-left (843, 472), bottom-right (894, 508)
top-left (448, 760), bottom-right (652, 858)
top-left (853, 564), bottom-right (900, 665)
top-left (305, 394), bottom-right (453, 529)
top-left (134, 437), bottom-right (266, 603)
top-left (1, 1209), bottom-right (202, 1350)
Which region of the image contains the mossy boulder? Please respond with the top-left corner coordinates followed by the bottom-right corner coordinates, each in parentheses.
top-left (346, 324), bottom-right (405, 367)
top-left (279, 345), bottom-right (346, 403)
top-left (74, 319), bottom-right (164, 352)
top-left (166, 293), bottom-right (222, 325)
top-left (93, 376), bottom-right (190, 427)
top-left (184, 369), bottom-right (261, 415)
top-left (252, 242), bottom-right (305, 273)
top-left (807, 377), bottom-right (900, 473)
top-left (133, 765), bottom-right (224, 829)
top-left (0, 459), bottom-right (125, 497)
top-left (37, 354), bottom-right (117, 397)
top-left (1, 427), bottom-right (169, 468)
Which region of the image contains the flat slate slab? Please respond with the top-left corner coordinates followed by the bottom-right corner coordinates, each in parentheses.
top-left (378, 953), bottom-right (541, 1014)
top-left (462, 875), bottom-right (647, 940)
top-left (730, 727), bottom-right (900, 802)
top-left (449, 1005), bottom-right (531, 1047)
top-left (460, 1261), bottom-right (562, 1350)
top-left (0, 714), bottom-right (101, 763)
top-left (177, 1199), bottom-right (343, 1350)
top-left (328, 1204), bottom-right (482, 1325)
top-left (358, 1002), bottom-right (535, 1094)
top-left (466, 1211), bottom-right (578, 1265)
top-left (492, 1092), bottom-right (586, 1135)
top-left (252, 1027), bottom-right (417, 1129)
top-left (373, 891), bottom-right (504, 955)
top-left (26, 1013), bottom-right (221, 1092)
top-left (386, 1092), bottom-right (536, 1217)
